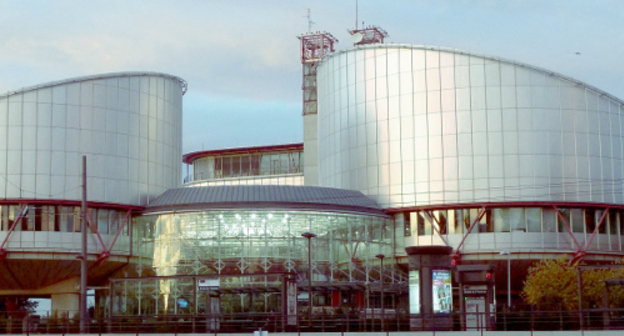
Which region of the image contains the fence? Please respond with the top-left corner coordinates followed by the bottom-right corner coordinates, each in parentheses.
top-left (0, 308), bottom-right (622, 334)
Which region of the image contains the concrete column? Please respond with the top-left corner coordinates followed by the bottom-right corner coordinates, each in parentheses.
top-left (50, 277), bottom-right (81, 319)
top-left (303, 114), bottom-right (319, 186)
top-left (405, 246), bottom-right (453, 331)
top-left (51, 293), bottom-right (80, 318)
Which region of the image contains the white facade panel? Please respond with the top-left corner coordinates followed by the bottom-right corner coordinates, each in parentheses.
top-left (0, 72), bottom-right (186, 206)
top-left (317, 45), bottom-right (624, 209)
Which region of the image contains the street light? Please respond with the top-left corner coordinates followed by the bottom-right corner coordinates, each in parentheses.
top-left (500, 251), bottom-right (511, 308)
top-left (301, 232), bottom-right (316, 329)
top-left (375, 253), bottom-right (385, 331)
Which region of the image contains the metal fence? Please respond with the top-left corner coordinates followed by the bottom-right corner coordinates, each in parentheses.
top-left (0, 308), bottom-right (622, 334)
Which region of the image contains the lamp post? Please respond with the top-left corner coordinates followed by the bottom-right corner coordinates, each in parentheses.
top-left (80, 155), bottom-right (88, 334)
top-left (301, 232), bottom-right (316, 329)
top-left (500, 251), bottom-right (511, 308)
top-left (375, 253), bottom-right (385, 331)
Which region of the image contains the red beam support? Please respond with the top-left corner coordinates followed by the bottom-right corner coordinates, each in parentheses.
top-left (583, 207), bottom-right (610, 251)
top-left (95, 209), bottom-right (132, 265)
top-left (85, 209), bottom-right (107, 251)
top-left (422, 210), bottom-right (450, 246)
top-left (453, 207), bottom-right (487, 260)
top-left (553, 206), bottom-right (583, 251)
top-left (571, 207), bottom-right (611, 264)
top-left (0, 205), bottom-right (28, 259)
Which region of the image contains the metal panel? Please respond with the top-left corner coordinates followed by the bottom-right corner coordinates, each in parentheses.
top-left (317, 45), bottom-right (624, 209)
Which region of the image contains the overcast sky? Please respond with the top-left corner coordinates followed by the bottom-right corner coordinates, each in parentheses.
top-left (1, 0), bottom-right (623, 154)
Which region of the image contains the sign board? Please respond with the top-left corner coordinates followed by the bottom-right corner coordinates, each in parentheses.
top-left (463, 284), bottom-right (487, 295)
top-left (465, 297), bottom-right (485, 329)
top-left (286, 280), bottom-right (297, 325)
top-left (198, 278), bottom-right (220, 291)
top-left (408, 270), bottom-right (420, 314)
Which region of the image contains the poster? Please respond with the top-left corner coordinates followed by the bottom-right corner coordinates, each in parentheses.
top-left (408, 270), bottom-right (420, 314)
top-left (286, 280), bottom-right (297, 325)
top-left (432, 269), bottom-right (452, 313)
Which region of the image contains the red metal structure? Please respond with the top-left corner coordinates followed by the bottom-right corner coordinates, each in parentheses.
top-left (349, 25), bottom-right (388, 45)
top-left (385, 201), bottom-right (624, 265)
top-left (298, 32), bottom-right (338, 116)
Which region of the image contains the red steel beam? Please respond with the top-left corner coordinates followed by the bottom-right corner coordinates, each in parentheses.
top-left (0, 199), bottom-right (142, 211)
top-left (422, 210), bottom-right (450, 247)
top-left (0, 205), bottom-right (28, 259)
top-left (385, 201), bottom-right (624, 214)
top-left (553, 206), bottom-right (583, 252)
top-left (95, 209), bottom-right (132, 265)
top-left (85, 209), bottom-right (107, 251)
top-left (571, 207), bottom-right (612, 264)
top-left (583, 207), bottom-right (610, 251)
top-left (453, 207), bottom-right (487, 259)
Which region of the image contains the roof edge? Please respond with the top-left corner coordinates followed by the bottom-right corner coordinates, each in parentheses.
top-left (0, 71), bottom-right (188, 99)
top-left (183, 142), bottom-right (304, 164)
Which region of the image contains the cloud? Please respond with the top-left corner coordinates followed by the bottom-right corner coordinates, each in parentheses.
top-left (1, 0), bottom-right (623, 155)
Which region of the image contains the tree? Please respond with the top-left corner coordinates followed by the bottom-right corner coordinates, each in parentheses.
top-left (523, 257), bottom-right (624, 310)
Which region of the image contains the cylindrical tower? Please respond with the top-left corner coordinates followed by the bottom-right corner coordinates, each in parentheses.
top-left (316, 45), bottom-right (624, 209)
top-left (0, 72), bottom-right (186, 316)
top-left (0, 72), bottom-right (186, 206)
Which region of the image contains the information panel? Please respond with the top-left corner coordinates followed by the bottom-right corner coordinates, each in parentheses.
top-left (432, 269), bottom-right (452, 313)
top-left (408, 270), bottom-right (420, 314)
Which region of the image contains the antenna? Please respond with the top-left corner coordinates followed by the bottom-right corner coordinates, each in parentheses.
top-left (305, 8), bottom-right (315, 33)
top-left (355, 0), bottom-right (358, 30)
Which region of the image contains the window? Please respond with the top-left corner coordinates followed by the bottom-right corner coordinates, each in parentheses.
top-left (493, 209), bottom-right (509, 232)
top-left (98, 209), bottom-right (109, 234)
top-left (509, 208), bottom-right (525, 232)
top-left (404, 212), bottom-right (411, 236)
top-left (543, 208), bottom-right (556, 232)
top-left (585, 209), bottom-right (596, 233)
top-left (557, 208), bottom-right (570, 233)
top-left (571, 209), bottom-right (584, 233)
top-left (435, 210), bottom-right (448, 235)
top-left (526, 208), bottom-right (541, 232)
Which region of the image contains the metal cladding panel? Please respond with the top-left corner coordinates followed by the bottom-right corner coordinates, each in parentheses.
top-left (147, 185), bottom-right (385, 215)
top-left (0, 72), bottom-right (186, 206)
top-left (316, 44), bottom-right (624, 209)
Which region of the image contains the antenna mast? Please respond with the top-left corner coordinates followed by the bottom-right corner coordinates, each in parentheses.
top-left (355, 0), bottom-right (358, 29)
top-left (305, 8), bottom-right (315, 33)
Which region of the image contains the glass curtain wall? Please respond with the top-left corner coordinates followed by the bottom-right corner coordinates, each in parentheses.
top-left (0, 203), bottom-right (129, 235)
top-left (133, 210), bottom-right (393, 279)
top-left (193, 151), bottom-right (304, 181)
top-left (404, 206), bottom-right (623, 251)
top-left (124, 210), bottom-right (396, 317)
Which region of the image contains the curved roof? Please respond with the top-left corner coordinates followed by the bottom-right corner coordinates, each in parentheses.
top-left (321, 43), bottom-right (624, 106)
top-left (0, 71), bottom-right (188, 99)
top-left (145, 185), bottom-right (387, 216)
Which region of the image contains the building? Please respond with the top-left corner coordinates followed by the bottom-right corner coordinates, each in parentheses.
top-left (313, 41), bottom-right (624, 261)
top-left (0, 72), bottom-right (186, 316)
top-left (1, 27), bottom-right (624, 332)
top-left (311, 39), bottom-right (624, 317)
top-left (183, 143), bottom-right (304, 186)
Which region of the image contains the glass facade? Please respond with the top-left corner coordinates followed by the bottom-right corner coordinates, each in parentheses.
top-left (316, 45), bottom-right (624, 209)
top-left (0, 203), bottom-right (130, 253)
top-left (404, 206), bottom-right (623, 252)
top-left (133, 209), bottom-right (393, 278)
top-left (189, 148), bottom-right (304, 185)
top-left (118, 208), bottom-right (396, 317)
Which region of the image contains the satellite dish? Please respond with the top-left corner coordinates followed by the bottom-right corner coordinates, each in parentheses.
top-left (351, 32), bottom-right (364, 44)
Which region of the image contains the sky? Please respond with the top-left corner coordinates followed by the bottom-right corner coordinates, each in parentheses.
top-left (1, 0), bottom-right (623, 155)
